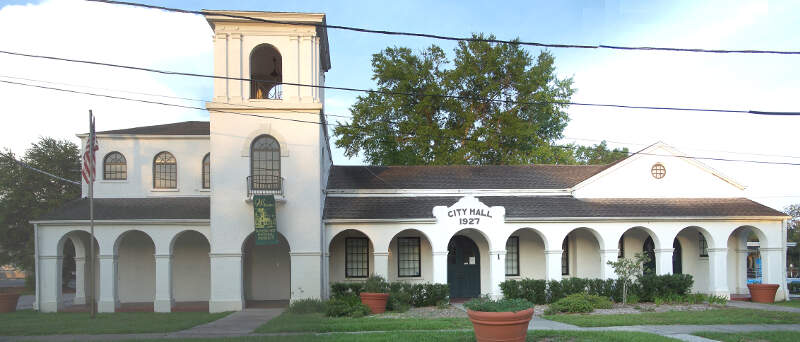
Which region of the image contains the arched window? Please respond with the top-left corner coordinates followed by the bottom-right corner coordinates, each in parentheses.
top-left (202, 153), bottom-right (210, 189)
top-left (643, 236), bottom-right (656, 275)
top-left (250, 44), bottom-right (282, 99)
top-left (561, 237), bottom-right (569, 276)
top-left (153, 152), bottom-right (177, 189)
top-left (250, 135), bottom-right (281, 191)
top-left (103, 152), bottom-right (127, 180)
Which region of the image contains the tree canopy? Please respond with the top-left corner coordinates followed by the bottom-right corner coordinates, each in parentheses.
top-left (333, 34), bottom-right (627, 166)
top-left (0, 137), bottom-right (80, 271)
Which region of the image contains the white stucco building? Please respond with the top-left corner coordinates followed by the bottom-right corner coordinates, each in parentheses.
top-left (32, 10), bottom-right (790, 313)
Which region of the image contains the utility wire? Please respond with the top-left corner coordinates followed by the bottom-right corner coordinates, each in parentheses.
top-left (563, 136), bottom-right (800, 160)
top-left (2, 49), bottom-right (799, 116)
top-left (4, 78), bottom-right (800, 168)
top-left (0, 152), bottom-right (81, 185)
top-left (88, 0), bottom-right (800, 56)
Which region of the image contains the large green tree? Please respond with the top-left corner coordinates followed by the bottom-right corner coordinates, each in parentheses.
top-left (786, 204), bottom-right (800, 273)
top-left (334, 34), bottom-right (579, 166)
top-left (0, 137), bottom-right (81, 271)
top-left (569, 141), bottom-right (630, 165)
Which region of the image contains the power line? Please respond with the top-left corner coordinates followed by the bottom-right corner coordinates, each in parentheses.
top-left (2, 49), bottom-right (799, 117)
top-left (3, 77), bottom-right (800, 168)
top-left (88, 0), bottom-right (800, 56)
top-left (563, 136), bottom-right (800, 160)
top-left (0, 152), bottom-right (81, 185)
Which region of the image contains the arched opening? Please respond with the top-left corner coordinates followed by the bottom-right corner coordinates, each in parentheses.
top-left (673, 239), bottom-right (682, 274)
top-left (56, 231), bottom-right (99, 312)
top-left (673, 226), bottom-right (713, 293)
top-left (171, 230), bottom-right (210, 312)
top-left (328, 229), bottom-right (373, 284)
top-left (563, 228), bottom-right (603, 278)
top-left (250, 44), bottom-right (282, 99)
top-left (388, 229), bottom-right (432, 281)
top-left (506, 228), bottom-right (547, 279)
top-left (643, 237), bottom-right (656, 275)
top-left (447, 229), bottom-right (490, 299)
top-left (728, 226), bottom-right (767, 297)
top-left (116, 230), bottom-right (156, 312)
top-left (242, 231), bottom-right (291, 308)
top-left (618, 227), bottom-right (658, 275)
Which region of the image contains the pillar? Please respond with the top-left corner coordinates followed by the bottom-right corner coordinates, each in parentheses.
top-left (544, 250), bottom-right (563, 281)
top-left (655, 248), bottom-right (674, 275)
top-left (708, 248), bottom-right (729, 298)
top-left (97, 254), bottom-right (118, 313)
top-left (373, 251), bottom-right (389, 280)
top-left (762, 247), bottom-right (787, 301)
top-left (213, 33), bottom-right (228, 101)
top-left (600, 249), bottom-right (619, 279)
top-left (154, 254), bottom-right (173, 312)
top-left (228, 33), bottom-right (243, 102)
top-left (290, 252), bottom-right (322, 301)
top-left (38, 255), bottom-right (63, 312)
top-left (489, 250), bottom-right (506, 299)
top-left (73, 256), bottom-right (87, 305)
top-left (736, 248), bottom-right (749, 294)
top-left (209, 253), bottom-right (243, 312)
top-left (432, 251), bottom-right (448, 284)
top-left (323, 252), bottom-right (331, 299)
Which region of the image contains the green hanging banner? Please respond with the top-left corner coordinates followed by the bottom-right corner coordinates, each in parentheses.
top-left (253, 195), bottom-right (278, 245)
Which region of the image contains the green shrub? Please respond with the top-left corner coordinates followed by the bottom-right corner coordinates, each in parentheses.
top-left (500, 279), bottom-right (546, 304)
top-left (561, 277), bottom-right (589, 296)
top-left (585, 294), bottom-right (613, 309)
top-left (287, 298), bottom-right (326, 314)
top-left (363, 275), bottom-right (389, 293)
top-left (464, 297), bottom-right (533, 313)
top-left (330, 282), bottom-right (364, 298)
top-left (626, 294), bottom-right (640, 305)
top-left (708, 294), bottom-right (728, 305)
top-left (789, 282), bottom-right (800, 294)
top-left (636, 274), bottom-right (693, 302)
top-left (325, 294), bottom-right (370, 317)
top-left (545, 294), bottom-right (594, 314)
top-left (548, 280), bottom-right (564, 303)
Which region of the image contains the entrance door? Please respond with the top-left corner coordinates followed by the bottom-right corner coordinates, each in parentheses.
top-left (448, 235), bottom-right (480, 298)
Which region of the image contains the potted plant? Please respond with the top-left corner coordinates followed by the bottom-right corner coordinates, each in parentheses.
top-left (464, 297), bottom-right (534, 342)
top-left (0, 287), bottom-right (22, 313)
top-left (359, 275), bottom-right (389, 314)
top-left (747, 283), bottom-right (780, 303)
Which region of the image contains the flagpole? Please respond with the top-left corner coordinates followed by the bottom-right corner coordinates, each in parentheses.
top-left (88, 110), bottom-right (96, 319)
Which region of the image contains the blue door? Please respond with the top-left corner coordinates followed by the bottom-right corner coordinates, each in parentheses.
top-left (448, 235), bottom-right (480, 298)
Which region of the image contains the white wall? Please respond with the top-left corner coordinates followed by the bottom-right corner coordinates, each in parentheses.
top-left (173, 231), bottom-right (210, 302)
top-left (243, 235), bottom-right (291, 301)
top-left (507, 229), bottom-right (545, 280)
top-left (117, 231), bottom-right (155, 303)
top-left (571, 230), bottom-right (601, 279)
top-left (82, 136), bottom-right (210, 198)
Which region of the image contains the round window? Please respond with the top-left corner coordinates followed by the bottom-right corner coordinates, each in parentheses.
top-left (651, 163), bottom-right (666, 179)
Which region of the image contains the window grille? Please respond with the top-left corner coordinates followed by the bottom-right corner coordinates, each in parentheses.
top-left (699, 233), bottom-right (709, 257)
top-left (505, 236), bottom-right (519, 276)
top-left (561, 237), bottom-right (569, 276)
top-left (103, 152), bottom-right (126, 180)
top-left (250, 135), bottom-right (281, 191)
top-left (202, 153), bottom-right (210, 189)
top-left (153, 151), bottom-right (177, 189)
top-left (397, 237), bottom-right (421, 277)
top-left (345, 238), bottom-right (369, 278)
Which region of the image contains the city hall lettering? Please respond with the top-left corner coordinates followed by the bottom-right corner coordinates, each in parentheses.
top-left (448, 208), bottom-right (493, 225)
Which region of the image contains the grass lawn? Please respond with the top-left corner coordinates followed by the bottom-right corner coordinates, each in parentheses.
top-left (694, 331), bottom-right (799, 342)
top-left (0, 310), bottom-right (231, 336)
top-left (255, 312), bottom-right (472, 333)
top-left (770, 300), bottom-right (800, 308)
top-left (543, 308), bottom-right (800, 327)
top-left (114, 330), bottom-right (679, 342)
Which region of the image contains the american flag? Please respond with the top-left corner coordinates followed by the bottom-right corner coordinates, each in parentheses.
top-left (82, 115), bottom-right (98, 184)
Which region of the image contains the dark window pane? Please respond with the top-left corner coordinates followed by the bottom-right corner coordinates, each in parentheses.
top-left (505, 236), bottom-right (519, 276)
top-left (346, 238), bottom-right (369, 278)
top-left (103, 152), bottom-right (127, 180)
top-left (398, 237), bottom-right (420, 277)
top-left (251, 135), bottom-right (281, 190)
top-left (202, 153), bottom-right (211, 189)
top-left (153, 152), bottom-right (177, 189)
top-left (561, 237), bottom-right (569, 276)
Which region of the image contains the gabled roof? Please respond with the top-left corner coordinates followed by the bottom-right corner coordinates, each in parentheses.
top-left (324, 196), bottom-right (787, 220)
top-left (327, 164), bottom-right (612, 190)
top-left (34, 197), bottom-right (210, 221)
top-left (92, 121), bottom-right (210, 136)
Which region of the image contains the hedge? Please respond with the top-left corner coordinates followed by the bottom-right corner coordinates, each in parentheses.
top-left (501, 274), bottom-right (693, 304)
top-left (330, 281), bottom-right (449, 309)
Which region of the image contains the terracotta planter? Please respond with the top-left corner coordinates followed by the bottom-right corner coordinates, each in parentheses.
top-left (748, 283), bottom-right (780, 303)
top-left (467, 308), bottom-right (534, 342)
top-left (360, 292), bottom-right (389, 314)
top-left (0, 293), bottom-right (21, 313)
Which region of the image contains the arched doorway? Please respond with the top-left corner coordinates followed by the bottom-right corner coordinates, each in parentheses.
top-left (242, 232), bottom-right (291, 308)
top-left (448, 235), bottom-right (480, 299)
top-left (643, 237), bottom-right (655, 275)
top-left (116, 230), bottom-right (156, 311)
top-left (171, 230), bottom-right (210, 311)
top-left (673, 239), bottom-right (682, 274)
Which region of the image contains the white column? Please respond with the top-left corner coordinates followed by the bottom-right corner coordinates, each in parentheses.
top-left (228, 33), bottom-right (243, 102)
top-left (655, 248), bottom-right (674, 275)
top-left (600, 249), bottom-right (619, 279)
top-left (72, 257), bottom-right (86, 305)
top-left (209, 253), bottom-right (243, 312)
top-left (154, 254), bottom-right (173, 312)
top-left (97, 254), bottom-right (118, 313)
top-left (432, 251), bottom-right (448, 284)
top-left (544, 250), bottom-right (563, 281)
top-left (708, 248), bottom-right (729, 298)
top-left (323, 252), bottom-right (331, 299)
top-left (373, 251), bottom-right (389, 280)
top-left (762, 247), bottom-right (787, 301)
top-left (736, 249), bottom-right (749, 294)
top-left (489, 250), bottom-right (506, 299)
top-left (38, 255), bottom-right (63, 312)
top-left (290, 252), bottom-right (322, 301)
top-left (213, 33), bottom-right (228, 101)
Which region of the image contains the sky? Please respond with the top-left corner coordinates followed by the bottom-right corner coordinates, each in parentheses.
top-left (0, 0), bottom-right (798, 210)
